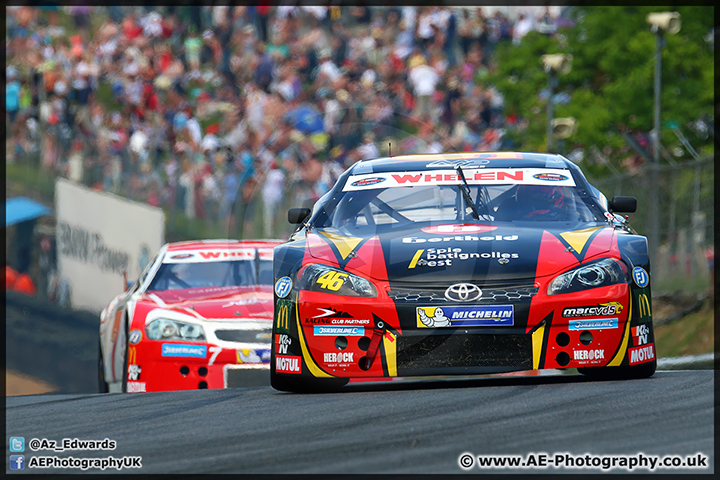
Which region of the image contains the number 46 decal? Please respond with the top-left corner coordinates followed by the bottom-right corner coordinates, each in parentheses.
top-left (316, 271), bottom-right (348, 291)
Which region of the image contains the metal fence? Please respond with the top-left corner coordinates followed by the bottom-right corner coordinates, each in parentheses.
top-left (588, 157), bottom-right (714, 294)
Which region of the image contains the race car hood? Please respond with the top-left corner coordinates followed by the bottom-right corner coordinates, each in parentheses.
top-left (307, 224), bottom-right (616, 283)
top-left (139, 285), bottom-right (274, 321)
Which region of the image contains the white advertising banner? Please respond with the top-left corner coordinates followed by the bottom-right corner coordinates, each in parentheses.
top-left (55, 179), bottom-right (165, 313)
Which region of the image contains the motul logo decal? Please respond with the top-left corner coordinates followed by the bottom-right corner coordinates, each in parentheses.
top-left (276, 355), bottom-right (301, 374)
top-left (629, 343), bottom-right (655, 365)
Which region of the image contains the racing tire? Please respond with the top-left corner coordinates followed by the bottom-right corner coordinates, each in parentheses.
top-left (98, 341), bottom-right (109, 393)
top-left (271, 373), bottom-right (348, 393)
top-left (578, 358), bottom-right (656, 380)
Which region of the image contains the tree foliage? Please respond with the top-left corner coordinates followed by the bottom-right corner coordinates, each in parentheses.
top-left (488, 6), bottom-right (714, 177)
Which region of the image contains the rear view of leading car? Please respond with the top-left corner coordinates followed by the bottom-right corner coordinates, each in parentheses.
top-left (271, 152), bottom-right (656, 392)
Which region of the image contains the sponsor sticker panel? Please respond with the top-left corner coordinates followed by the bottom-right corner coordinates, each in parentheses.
top-left (628, 343), bottom-right (655, 365)
top-left (417, 305), bottom-right (514, 328)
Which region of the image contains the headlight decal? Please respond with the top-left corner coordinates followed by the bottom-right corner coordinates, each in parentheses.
top-left (146, 318), bottom-right (206, 342)
top-left (547, 257), bottom-right (627, 295)
top-left (299, 264), bottom-right (377, 297)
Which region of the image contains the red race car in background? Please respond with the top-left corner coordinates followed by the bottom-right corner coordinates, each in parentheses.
top-left (99, 239), bottom-right (282, 393)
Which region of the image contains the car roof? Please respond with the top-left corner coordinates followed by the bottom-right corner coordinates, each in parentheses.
top-left (164, 239), bottom-right (283, 252)
top-left (351, 151), bottom-right (574, 173)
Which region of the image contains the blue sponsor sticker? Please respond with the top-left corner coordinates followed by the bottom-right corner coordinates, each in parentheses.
top-left (171, 253), bottom-right (194, 260)
top-left (351, 177), bottom-right (386, 187)
top-left (417, 305), bottom-right (514, 327)
top-left (568, 318), bottom-right (619, 331)
top-left (275, 276), bottom-right (292, 298)
top-left (632, 267), bottom-right (649, 288)
top-left (314, 326), bottom-right (365, 336)
top-left (161, 343), bottom-right (207, 358)
top-left (128, 329), bottom-right (143, 345)
top-left (533, 172), bottom-right (568, 181)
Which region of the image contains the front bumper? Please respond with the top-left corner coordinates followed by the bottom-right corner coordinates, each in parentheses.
top-left (274, 280), bottom-right (654, 381)
top-left (126, 341), bottom-right (270, 392)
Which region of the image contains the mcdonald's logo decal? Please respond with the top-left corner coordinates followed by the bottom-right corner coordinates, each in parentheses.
top-left (128, 346), bottom-right (137, 364)
top-left (276, 302), bottom-right (291, 333)
top-left (638, 293), bottom-right (651, 322)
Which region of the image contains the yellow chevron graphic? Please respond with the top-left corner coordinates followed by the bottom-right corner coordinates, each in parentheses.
top-left (532, 323), bottom-right (545, 370)
top-left (296, 304), bottom-right (332, 378)
top-left (559, 227), bottom-right (602, 254)
top-left (382, 331), bottom-right (397, 377)
top-left (608, 299), bottom-right (632, 367)
top-left (319, 231), bottom-right (363, 260)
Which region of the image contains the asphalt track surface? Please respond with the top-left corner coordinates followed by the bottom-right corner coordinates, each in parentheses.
top-left (5, 370), bottom-right (714, 474)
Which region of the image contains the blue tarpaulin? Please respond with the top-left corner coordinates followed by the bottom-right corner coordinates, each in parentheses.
top-left (6, 197), bottom-right (52, 227)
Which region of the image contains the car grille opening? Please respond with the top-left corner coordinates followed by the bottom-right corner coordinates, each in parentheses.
top-left (387, 284), bottom-right (538, 303)
top-left (396, 333), bottom-right (532, 372)
top-left (214, 329), bottom-right (271, 343)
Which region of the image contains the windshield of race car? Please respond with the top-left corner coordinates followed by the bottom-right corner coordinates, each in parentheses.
top-left (147, 259), bottom-right (273, 291)
top-left (312, 168), bottom-right (606, 231)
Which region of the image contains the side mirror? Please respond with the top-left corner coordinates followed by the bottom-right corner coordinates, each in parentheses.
top-left (609, 196), bottom-right (637, 213)
top-left (288, 207), bottom-right (312, 225)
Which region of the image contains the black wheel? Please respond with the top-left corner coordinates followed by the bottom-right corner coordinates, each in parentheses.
top-left (98, 341), bottom-right (109, 393)
top-left (578, 358), bottom-right (656, 380)
top-left (271, 373), bottom-right (348, 393)
top-left (121, 331), bottom-right (128, 393)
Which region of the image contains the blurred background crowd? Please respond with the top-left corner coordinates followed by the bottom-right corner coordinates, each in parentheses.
top-left (6, 4), bottom-right (568, 240)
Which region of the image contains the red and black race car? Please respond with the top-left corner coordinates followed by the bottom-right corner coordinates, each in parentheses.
top-left (271, 152), bottom-right (656, 392)
top-left (99, 239), bottom-right (282, 393)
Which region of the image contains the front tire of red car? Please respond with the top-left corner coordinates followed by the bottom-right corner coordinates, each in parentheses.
top-left (98, 341), bottom-right (109, 393)
top-left (578, 359), bottom-right (656, 380)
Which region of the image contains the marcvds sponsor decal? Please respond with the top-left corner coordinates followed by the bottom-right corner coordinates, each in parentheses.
top-left (628, 343), bottom-right (655, 365)
top-left (562, 302), bottom-right (623, 318)
top-left (568, 319), bottom-right (618, 330)
top-left (161, 343), bottom-right (207, 358)
top-left (276, 355), bottom-right (302, 374)
top-left (314, 326), bottom-right (365, 336)
top-left (573, 349), bottom-right (605, 364)
top-left (417, 305), bottom-right (513, 327)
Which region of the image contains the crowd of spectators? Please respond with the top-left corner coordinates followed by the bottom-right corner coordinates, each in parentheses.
top-left (6, 5), bottom-right (569, 239)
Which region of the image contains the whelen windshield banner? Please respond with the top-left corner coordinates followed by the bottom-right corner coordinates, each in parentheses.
top-left (343, 168), bottom-right (576, 191)
top-left (55, 179), bottom-right (165, 313)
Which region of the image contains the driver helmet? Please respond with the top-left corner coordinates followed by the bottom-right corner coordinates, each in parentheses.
top-left (515, 185), bottom-right (565, 217)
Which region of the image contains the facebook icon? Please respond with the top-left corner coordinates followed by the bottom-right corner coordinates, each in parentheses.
top-left (9, 455), bottom-right (25, 470)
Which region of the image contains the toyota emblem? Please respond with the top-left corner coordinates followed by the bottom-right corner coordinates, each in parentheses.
top-left (445, 283), bottom-right (482, 302)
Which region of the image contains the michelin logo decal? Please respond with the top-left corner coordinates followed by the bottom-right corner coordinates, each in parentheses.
top-left (417, 305), bottom-right (514, 327)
